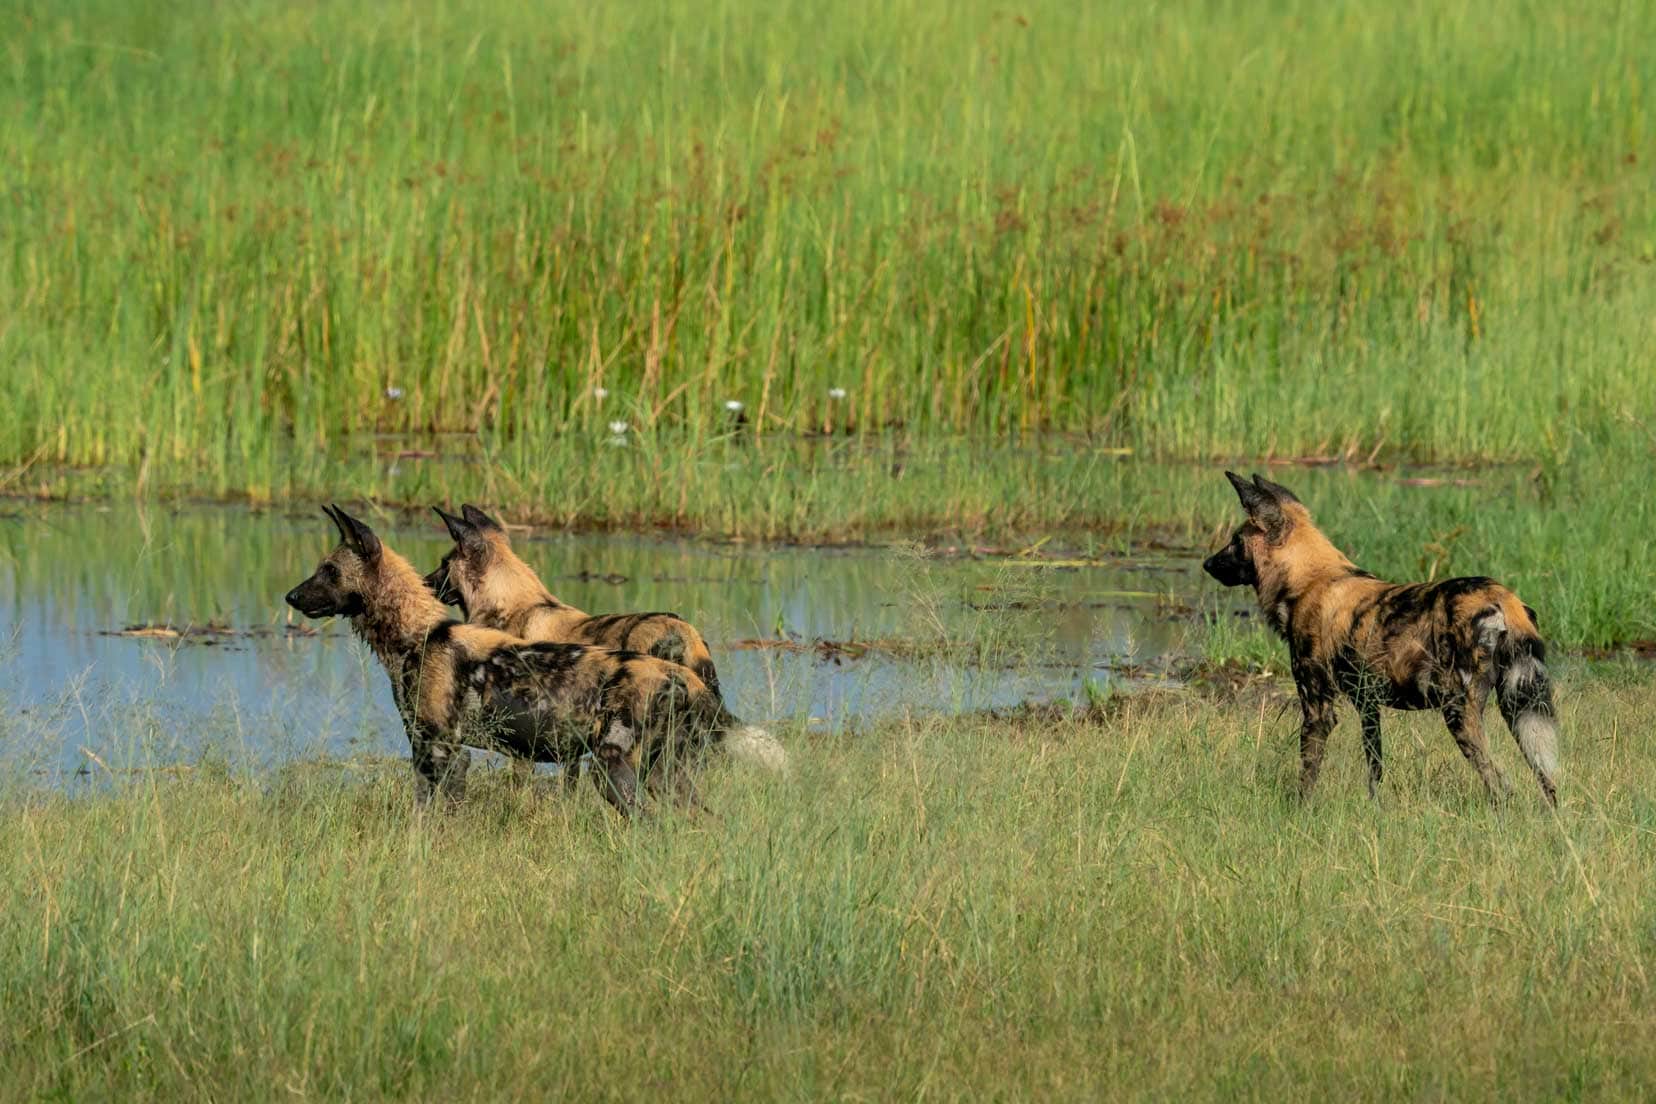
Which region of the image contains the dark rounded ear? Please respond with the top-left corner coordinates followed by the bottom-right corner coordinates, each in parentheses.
top-left (460, 504), bottom-right (503, 532)
top-left (331, 504), bottom-right (382, 561)
top-left (432, 505), bottom-right (475, 546)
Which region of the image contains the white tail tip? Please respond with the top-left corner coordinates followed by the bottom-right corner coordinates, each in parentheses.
top-left (1515, 713), bottom-right (1559, 781)
top-left (726, 725), bottom-right (789, 773)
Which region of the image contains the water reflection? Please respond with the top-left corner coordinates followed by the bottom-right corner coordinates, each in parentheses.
top-left (0, 504), bottom-right (1201, 778)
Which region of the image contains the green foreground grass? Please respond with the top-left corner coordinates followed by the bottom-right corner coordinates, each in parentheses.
top-left (6, 672), bottom-right (1656, 1100)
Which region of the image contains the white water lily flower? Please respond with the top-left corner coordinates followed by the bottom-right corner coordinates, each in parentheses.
top-left (593, 386), bottom-right (609, 400)
top-left (828, 387), bottom-right (847, 400)
top-left (608, 421), bottom-right (629, 436)
top-left (385, 386), bottom-right (405, 401)
top-left (725, 399), bottom-right (744, 412)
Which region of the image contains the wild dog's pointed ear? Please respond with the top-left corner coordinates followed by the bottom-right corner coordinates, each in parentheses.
top-left (432, 505), bottom-right (473, 544)
top-left (322, 504), bottom-right (349, 543)
top-left (331, 505), bottom-right (382, 561)
top-left (460, 504), bottom-right (503, 532)
top-left (433, 505), bottom-right (488, 553)
top-left (1225, 471), bottom-right (1272, 515)
top-left (1223, 472), bottom-right (1286, 535)
top-left (1251, 473), bottom-right (1301, 505)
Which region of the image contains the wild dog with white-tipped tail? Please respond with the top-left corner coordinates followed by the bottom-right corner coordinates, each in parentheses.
top-left (424, 503), bottom-right (787, 776)
top-left (1204, 472), bottom-right (1559, 806)
top-left (285, 505), bottom-right (772, 816)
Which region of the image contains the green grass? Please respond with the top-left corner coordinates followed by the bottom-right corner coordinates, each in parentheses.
top-left (18, 453), bottom-right (1656, 650)
top-left (9, 9), bottom-right (1656, 1088)
top-left (4, 0), bottom-right (1655, 516)
top-left (5, 678), bottom-right (1656, 1100)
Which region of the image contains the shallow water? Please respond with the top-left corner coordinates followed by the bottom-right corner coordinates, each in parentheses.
top-left (0, 504), bottom-right (1206, 779)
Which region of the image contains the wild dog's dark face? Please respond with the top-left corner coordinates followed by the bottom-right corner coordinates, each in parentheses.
top-left (423, 548), bottom-right (463, 607)
top-left (1203, 523), bottom-right (1260, 588)
top-left (429, 504), bottom-right (506, 609)
top-left (285, 505), bottom-right (382, 619)
top-left (1203, 470), bottom-right (1306, 591)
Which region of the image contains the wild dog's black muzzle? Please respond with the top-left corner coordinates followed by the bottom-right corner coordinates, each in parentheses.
top-left (423, 563), bottom-right (459, 606)
top-left (285, 578), bottom-right (338, 619)
top-left (1202, 549), bottom-right (1252, 588)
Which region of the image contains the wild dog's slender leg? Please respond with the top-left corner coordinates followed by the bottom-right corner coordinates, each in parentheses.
top-left (667, 762), bottom-right (705, 812)
top-left (1443, 683), bottom-right (1511, 801)
top-left (439, 745), bottom-right (471, 803)
top-left (649, 764), bottom-right (704, 812)
top-left (593, 719), bottom-right (644, 817)
top-left (1298, 696), bottom-right (1337, 797)
top-left (412, 768), bottom-right (435, 807)
top-left (408, 723), bottom-right (437, 808)
top-left (644, 732), bottom-right (706, 813)
top-left (1359, 699), bottom-right (1384, 798)
top-left (1293, 664), bottom-right (1338, 797)
top-left (566, 717), bottom-right (607, 796)
top-left (411, 731), bottom-right (470, 807)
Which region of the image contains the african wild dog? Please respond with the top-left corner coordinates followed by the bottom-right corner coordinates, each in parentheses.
top-left (425, 505), bottom-right (786, 772)
top-left (1204, 472), bottom-right (1559, 806)
top-left (284, 505), bottom-right (751, 815)
top-left (426, 504), bottom-right (723, 693)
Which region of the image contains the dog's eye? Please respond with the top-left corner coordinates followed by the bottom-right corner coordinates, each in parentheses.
top-left (320, 563), bottom-right (339, 582)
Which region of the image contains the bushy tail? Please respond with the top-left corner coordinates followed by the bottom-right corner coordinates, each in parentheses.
top-left (1493, 597), bottom-right (1559, 807)
top-left (695, 697), bottom-right (788, 774)
top-left (724, 723), bottom-right (790, 773)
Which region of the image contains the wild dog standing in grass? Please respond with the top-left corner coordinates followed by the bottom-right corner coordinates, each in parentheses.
top-left (284, 505), bottom-right (752, 815)
top-left (1204, 472), bottom-right (1559, 806)
top-left (424, 504), bottom-right (786, 773)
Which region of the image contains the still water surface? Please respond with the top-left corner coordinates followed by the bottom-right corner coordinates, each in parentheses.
top-left (0, 505), bottom-right (1204, 779)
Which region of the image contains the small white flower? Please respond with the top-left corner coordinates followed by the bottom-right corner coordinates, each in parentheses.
top-left (385, 386), bottom-right (404, 401)
top-left (724, 399), bottom-right (744, 412)
top-left (608, 420), bottom-right (629, 436)
top-left (593, 386), bottom-right (609, 400)
top-left (828, 387), bottom-right (847, 400)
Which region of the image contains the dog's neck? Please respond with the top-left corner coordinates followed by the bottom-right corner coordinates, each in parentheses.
top-left (466, 540), bottom-right (572, 622)
top-left (1252, 519), bottom-right (1359, 636)
top-left (351, 548), bottom-right (452, 669)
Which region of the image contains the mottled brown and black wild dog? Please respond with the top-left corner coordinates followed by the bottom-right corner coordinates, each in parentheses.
top-left (424, 506), bottom-right (786, 772)
top-left (284, 505), bottom-right (754, 815)
top-left (1204, 472), bottom-right (1559, 806)
top-left (426, 504), bottom-right (723, 694)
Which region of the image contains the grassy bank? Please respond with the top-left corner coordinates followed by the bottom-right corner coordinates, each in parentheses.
top-left (15, 448), bottom-right (1655, 649)
top-left (4, 678), bottom-right (1655, 1100)
top-left (4, 0), bottom-right (1655, 514)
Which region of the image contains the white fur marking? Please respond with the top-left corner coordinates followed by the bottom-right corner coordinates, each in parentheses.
top-left (1504, 656), bottom-right (1540, 694)
top-left (1515, 713), bottom-right (1559, 779)
top-left (726, 725), bottom-right (789, 773)
top-left (1476, 609), bottom-right (1507, 650)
